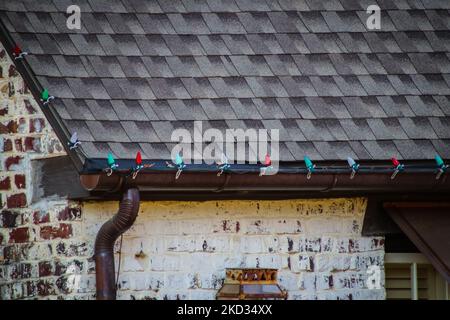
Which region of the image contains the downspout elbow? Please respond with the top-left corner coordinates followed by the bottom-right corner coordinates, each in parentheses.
top-left (95, 188), bottom-right (140, 300)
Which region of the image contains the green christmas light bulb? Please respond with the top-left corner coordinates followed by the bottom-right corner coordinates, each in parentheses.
top-left (41, 89), bottom-right (49, 101)
top-left (107, 153), bottom-right (116, 167)
top-left (304, 156), bottom-right (314, 171)
top-left (435, 154), bottom-right (445, 167)
top-left (175, 153), bottom-right (183, 166)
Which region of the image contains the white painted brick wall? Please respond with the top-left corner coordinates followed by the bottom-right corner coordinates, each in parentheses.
top-left (79, 198), bottom-right (385, 300)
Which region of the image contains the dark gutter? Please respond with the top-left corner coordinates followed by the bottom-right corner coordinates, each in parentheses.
top-left (0, 18), bottom-right (84, 171)
top-left (80, 169), bottom-right (450, 194)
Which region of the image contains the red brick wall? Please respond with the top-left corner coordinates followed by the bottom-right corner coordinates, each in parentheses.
top-left (1, 44), bottom-right (95, 299)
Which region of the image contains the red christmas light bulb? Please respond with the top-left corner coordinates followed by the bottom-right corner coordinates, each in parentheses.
top-left (264, 154), bottom-right (271, 166)
top-left (391, 157), bottom-right (400, 167)
top-left (13, 45), bottom-right (22, 56)
top-left (136, 151), bottom-right (142, 166)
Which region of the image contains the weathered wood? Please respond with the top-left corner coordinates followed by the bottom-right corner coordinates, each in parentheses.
top-left (361, 197), bottom-right (401, 236)
top-left (31, 155), bottom-right (89, 201)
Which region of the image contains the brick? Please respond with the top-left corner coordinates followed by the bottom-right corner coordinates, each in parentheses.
top-left (350, 253), bottom-right (384, 271)
top-left (333, 272), bottom-right (367, 290)
top-left (271, 219), bottom-right (302, 234)
top-left (196, 236), bottom-right (230, 252)
top-left (39, 261), bottom-right (54, 277)
top-left (289, 254), bottom-right (314, 272)
top-left (29, 118), bottom-right (45, 133)
top-left (27, 243), bottom-right (53, 260)
top-left (22, 280), bottom-right (36, 298)
top-left (212, 219), bottom-right (240, 233)
top-left (1, 210), bottom-right (19, 227)
top-left (14, 174), bottom-right (26, 189)
top-left (5, 156), bottom-right (23, 170)
top-left (278, 271), bottom-right (302, 291)
top-left (40, 224), bottom-right (73, 240)
top-left (317, 291), bottom-right (354, 300)
top-left (263, 236), bottom-right (279, 253)
top-left (24, 136), bottom-right (41, 152)
top-left (239, 236), bottom-right (264, 253)
top-left (279, 235), bottom-right (301, 253)
top-left (299, 272), bottom-right (316, 291)
top-left (0, 176), bottom-right (11, 190)
top-left (196, 272), bottom-right (223, 290)
top-left (0, 282), bottom-right (24, 300)
top-left (9, 81), bottom-right (15, 97)
top-left (74, 275), bottom-right (95, 293)
top-left (316, 273), bottom-right (333, 290)
top-left (57, 207), bottom-right (82, 221)
top-left (352, 289), bottom-right (385, 300)
top-left (127, 273), bottom-right (150, 290)
top-left (243, 219), bottom-right (271, 234)
top-left (46, 138), bottom-right (64, 154)
top-left (9, 262), bottom-right (33, 280)
top-left (9, 64), bottom-right (18, 77)
top-left (17, 118), bottom-right (27, 133)
top-left (3, 245), bottom-right (21, 262)
top-left (0, 122), bottom-right (8, 134)
top-left (158, 290), bottom-right (189, 300)
top-left (245, 254), bottom-right (282, 269)
top-left (56, 275), bottom-right (74, 294)
top-left (3, 138), bottom-right (12, 151)
top-left (288, 291), bottom-right (317, 300)
top-left (315, 254), bottom-right (351, 272)
top-left (165, 272), bottom-right (190, 290)
top-left (304, 218), bottom-right (343, 234)
top-left (189, 290), bottom-right (217, 300)
top-left (9, 227), bottom-right (29, 243)
top-left (150, 255), bottom-right (181, 271)
top-left (298, 237), bottom-right (321, 253)
top-left (55, 240), bottom-right (89, 257)
top-left (24, 100), bottom-right (37, 114)
top-left (33, 211), bottom-right (50, 224)
top-left (37, 279), bottom-right (56, 296)
top-left (7, 193), bottom-right (27, 208)
top-left (14, 138), bottom-right (23, 152)
top-left (54, 259), bottom-right (84, 276)
top-left (336, 237), bottom-right (384, 253)
top-left (320, 237), bottom-right (334, 252)
top-left (6, 120), bottom-right (18, 133)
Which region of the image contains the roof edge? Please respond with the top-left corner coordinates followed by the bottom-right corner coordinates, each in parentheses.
top-left (0, 19), bottom-right (84, 171)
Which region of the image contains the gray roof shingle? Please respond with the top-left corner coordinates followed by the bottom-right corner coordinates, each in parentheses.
top-left (1, 0), bottom-right (449, 162)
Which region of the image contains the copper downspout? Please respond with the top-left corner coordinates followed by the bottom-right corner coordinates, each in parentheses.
top-left (95, 188), bottom-right (140, 300)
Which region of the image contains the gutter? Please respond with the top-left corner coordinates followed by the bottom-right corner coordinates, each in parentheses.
top-left (80, 169), bottom-right (450, 195)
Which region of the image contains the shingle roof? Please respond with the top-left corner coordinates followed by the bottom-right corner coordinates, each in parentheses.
top-left (1, 0), bottom-right (450, 162)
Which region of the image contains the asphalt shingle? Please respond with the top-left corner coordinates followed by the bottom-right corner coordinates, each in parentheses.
top-left (2, 0), bottom-right (448, 162)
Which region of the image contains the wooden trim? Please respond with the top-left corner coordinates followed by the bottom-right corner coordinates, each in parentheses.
top-left (384, 202), bottom-right (450, 283)
top-left (385, 253), bottom-right (429, 264)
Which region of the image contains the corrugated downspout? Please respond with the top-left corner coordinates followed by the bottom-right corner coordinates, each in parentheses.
top-left (95, 188), bottom-right (140, 300)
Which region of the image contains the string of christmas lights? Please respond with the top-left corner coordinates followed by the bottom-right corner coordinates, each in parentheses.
top-left (83, 146), bottom-right (447, 181)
